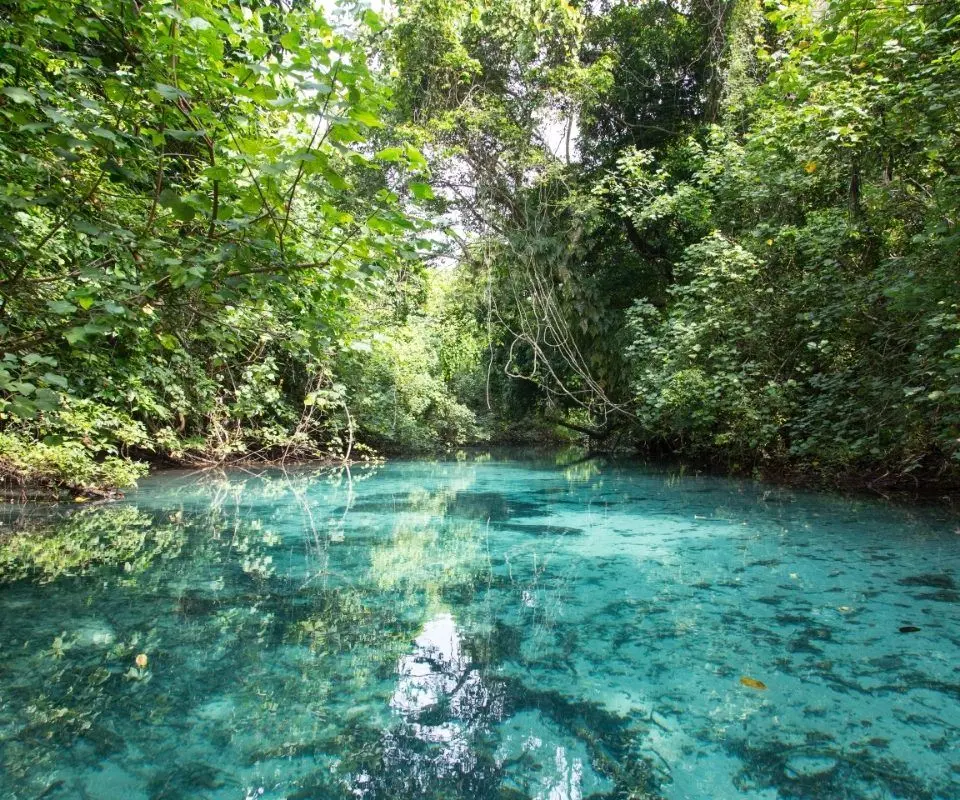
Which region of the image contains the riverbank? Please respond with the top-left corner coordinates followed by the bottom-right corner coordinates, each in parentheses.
top-left (0, 435), bottom-right (375, 503)
top-left (3, 420), bottom-right (958, 508)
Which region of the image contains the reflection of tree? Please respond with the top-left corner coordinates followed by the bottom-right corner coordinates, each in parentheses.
top-left (0, 506), bottom-right (185, 584)
top-left (314, 469), bottom-right (506, 798)
top-left (352, 471), bottom-right (659, 800)
top-left (390, 613), bottom-right (503, 737)
top-left (370, 520), bottom-right (486, 597)
top-left (0, 459), bottom-right (668, 799)
top-left (365, 606), bottom-right (655, 800)
top-left (138, 462), bottom-right (384, 512)
top-left (370, 611), bottom-right (506, 799)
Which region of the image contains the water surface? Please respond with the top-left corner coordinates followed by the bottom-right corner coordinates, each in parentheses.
top-left (1, 455), bottom-right (958, 799)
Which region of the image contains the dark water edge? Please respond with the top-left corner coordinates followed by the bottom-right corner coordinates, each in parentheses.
top-left (618, 443), bottom-right (960, 506)
top-left (392, 446), bottom-right (960, 510)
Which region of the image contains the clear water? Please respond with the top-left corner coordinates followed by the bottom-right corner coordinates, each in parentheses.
top-left (1, 454), bottom-right (959, 800)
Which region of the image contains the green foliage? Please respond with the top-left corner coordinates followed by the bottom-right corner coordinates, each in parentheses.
top-left (337, 283), bottom-right (482, 452)
top-left (1, 0), bottom-right (956, 492)
top-left (386, 0), bottom-right (960, 487)
top-left (0, 397), bottom-right (150, 495)
top-left (0, 506), bottom-right (181, 583)
top-left (627, 233), bottom-right (788, 458)
top-left (615, 0), bottom-right (960, 480)
top-left (580, 0), bottom-right (734, 160)
top-left (0, 0), bottom-right (445, 491)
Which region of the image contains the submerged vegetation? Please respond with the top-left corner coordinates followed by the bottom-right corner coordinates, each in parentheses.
top-left (0, 0), bottom-right (958, 494)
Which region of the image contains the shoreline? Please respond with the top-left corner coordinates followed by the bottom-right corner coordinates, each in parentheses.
top-left (3, 444), bottom-right (958, 512)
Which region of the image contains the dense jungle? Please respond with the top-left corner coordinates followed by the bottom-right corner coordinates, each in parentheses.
top-left (1, 0), bottom-right (958, 496)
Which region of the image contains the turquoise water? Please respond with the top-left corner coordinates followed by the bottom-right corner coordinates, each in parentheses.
top-left (1, 454), bottom-right (958, 800)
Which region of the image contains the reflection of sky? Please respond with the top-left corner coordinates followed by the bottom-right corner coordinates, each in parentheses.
top-left (379, 612), bottom-right (482, 790)
top-left (388, 613), bottom-right (591, 800)
top-left (392, 613), bottom-right (465, 710)
top-left (391, 612), bottom-right (476, 743)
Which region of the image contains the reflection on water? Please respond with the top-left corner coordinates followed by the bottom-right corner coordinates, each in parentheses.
top-left (0, 454), bottom-right (958, 800)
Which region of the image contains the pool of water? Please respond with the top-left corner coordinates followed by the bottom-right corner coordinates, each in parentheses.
top-left (0, 454), bottom-right (958, 799)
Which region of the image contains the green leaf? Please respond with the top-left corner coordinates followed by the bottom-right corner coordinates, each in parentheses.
top-left (361, 9), bottom-right (385, 32)
top-left (159, 190), bottom-right (196, 222)
top-left (22, 353), bottom-right (56, 367)
top-left (1, 86), bottom-right (36, 105)
top-left (170, 202), bottom-right (196, 222)
top-left (33, 388), bottom-right (59, 412)
top-left (375, 147), bottom-right (405, 163)
top-left (404, 144), bottom-right (428, 169)
top-left (73, 220), bottom-right (101, 235)
top-left (89, 126), bottom-right (117, 142)
top-left (47, 300), bottom-right (77, 315)
top-left (41, 372), bottom-right (69, 388)
top-left (350, 109), bottom-right (382, 128)
top-left (64, 327), bottom-right (89, 345)
top-left (409, 182), bottom-right (435, 201)
top-left (322, 167), bottom-right (350, 191)
top-left (368, 215), bottom-right (399, 234)
top-left (329, 124), bottom-right (365, 144)
top-left (154, 83), bottom-right (187, 101)
top-left (202, 166), bottom-right (230, 182)
top-left (186, 16), bottom-right (212, 31)
top-left (11, 381), bottom-right (35, 396)
top-left (165, 129), bottom-right (203, 141)
top-left (248, 38), bottom-right (269, 59)
top-left (7, 398), bottom-right (37, 419)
